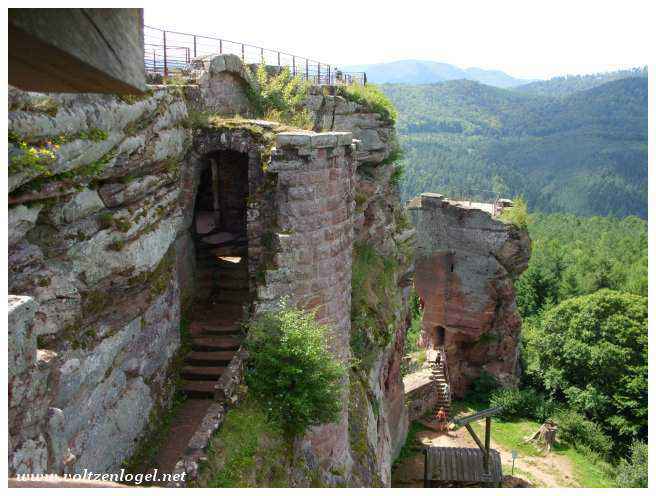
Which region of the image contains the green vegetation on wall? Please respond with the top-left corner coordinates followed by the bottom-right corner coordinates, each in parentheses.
top-left (337, 83), bottom-right (397, 123)
top-left (244, 303), bottom-right (345, 436)
top-left (350, 241), bottom-right (401, 369)
top-left (245, 64), bottom-right (312, 129)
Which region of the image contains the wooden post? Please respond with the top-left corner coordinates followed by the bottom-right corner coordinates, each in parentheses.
top-left (484, 417), bottom-right (491, 475)
top-left (210, 158), bottom-right (221, 227)
top-left (163, 30), bottom-right (168, 77)
top-left (423, 449), bottom-right (429, 488)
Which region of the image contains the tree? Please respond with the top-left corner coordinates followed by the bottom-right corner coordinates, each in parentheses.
top-left (244, 303), bottom-right (346, 437)
top-left (524, 289), bottom-right (647, 445)
top-left (616, 441), bottom-right (648, 488)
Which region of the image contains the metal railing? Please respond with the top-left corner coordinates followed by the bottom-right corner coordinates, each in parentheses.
top-left (446, 187), bottom-right (510, 217)
top-left (143, 25), bottom-right (366, 86)
top-left (437, 346), bottom-right (452, 404)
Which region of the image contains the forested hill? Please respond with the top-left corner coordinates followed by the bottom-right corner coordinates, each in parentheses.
top-left (384, 74), bottom-right (648, 218)
top-left (515, 66), bottom-right (647, 97)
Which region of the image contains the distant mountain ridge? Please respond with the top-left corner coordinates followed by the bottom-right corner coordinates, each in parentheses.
top-left (515, 66), bottom-right (647, 97)
top-left (382, 74), bottom-right (648, 218)
top-left (341, 59), bottom-right (534, 88)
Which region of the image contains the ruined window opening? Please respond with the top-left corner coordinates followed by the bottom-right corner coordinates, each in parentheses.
top-left (450, 263), bottom-right (454, 273)
top-left (191, 149), bottom-right (250, 307)
top-left (435, 325), bottom-right (446, 347)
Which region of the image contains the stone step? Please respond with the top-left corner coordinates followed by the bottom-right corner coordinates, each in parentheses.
top-left (195, 211), bottom-right (218, 235)
top-left (215, 289), bottom-right (250, 304)
top-left (182, 366), bottom-right (226, 380)
top-left (216, 277), bottom-right (249, 290)
top-left (181, 380), bottom-right (216, 398)
top-left (189, 320), bottom-right (242, 336)
top-left (191, 336), bottom-right (241, 351)
top-left (198, 302), bottom-right (245, 319)
top-left (186, 350), bottom-right (236, 365)
top-left (201, 232), bottom-right (236, 245)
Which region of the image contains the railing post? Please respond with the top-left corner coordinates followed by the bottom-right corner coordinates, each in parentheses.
top-left (318, 62), bottom-right (321, 84)
top-left (241, 44), bottom-right (245, 62)
top-left (364, 72), bottom-right (367, 85)
top-left (305, 59), bottom-right (308, 81)
top-left (219, 39), bottom-right (223, 54)
top-left (193, 35), bottom-right (197, 58)
top-left (152, 50), bottom-right (156, 73)
top-left (260, 47), bottom-right (264, 63)
top-left (163, 30), bottom-right (168, 77)
top-left (328, 65), bottom-right (331, 85)
top-left (277, 52), bottom-right (281, 67)
top-left (292, 56), bottom-right (296, 76)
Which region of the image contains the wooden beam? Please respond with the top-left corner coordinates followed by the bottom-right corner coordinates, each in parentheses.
top-left (9, 8), bottom-right (146, 93)
top-left (484, 417), bottom-right (491, 474)
top-left (453, 406), bottom-right (502, 426)
top-left (464, 423), bottom-right (485, 452)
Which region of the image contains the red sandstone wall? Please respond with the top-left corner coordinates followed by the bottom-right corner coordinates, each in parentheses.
top-left (410, 194), bottom-right (531, 397)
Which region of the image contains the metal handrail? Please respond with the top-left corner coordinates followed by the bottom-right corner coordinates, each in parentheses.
top-left (143, 25), bottom-right (366, 86)
top-left (437, 346), bottom-right (452, 404)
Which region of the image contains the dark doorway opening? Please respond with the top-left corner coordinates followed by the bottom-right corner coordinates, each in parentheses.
top-left (191, 150), bottom-right (250, 307)
top-left (436, 325), bottom-right (446, 347)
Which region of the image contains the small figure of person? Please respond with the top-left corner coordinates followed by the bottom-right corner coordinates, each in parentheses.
top-left (436, 407), bottom-right (448, 432)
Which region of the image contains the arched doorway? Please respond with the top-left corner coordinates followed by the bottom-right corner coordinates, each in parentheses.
top-left (435, 325), bottom-right (446, 347)
top-left (192, 149), bottom-right (249, 307)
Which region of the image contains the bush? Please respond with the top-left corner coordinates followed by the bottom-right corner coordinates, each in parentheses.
top-left (336, 83), bottom-right (397, 123)
top-left (616, 441), bottom-right (648, 488)
top-left (554, 409), bottom-right (613, 459)
top-left (244, 303), bottom-right (346, 437)
top-left (499, 195), bottom-right (529, 230)
top-left (245, 65), bottom-right (312, 129)
top-left (490, 388), bottom-right (556, 422)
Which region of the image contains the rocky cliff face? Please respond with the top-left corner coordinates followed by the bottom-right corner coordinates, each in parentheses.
top-left (306, 87), bottom-right (414, 486)
top-left (409, 193), bottom-right (530, 397)
top-left (8, 56), bottom-right (413, 487)
top-left (8, 86), bottom-right (190, 475)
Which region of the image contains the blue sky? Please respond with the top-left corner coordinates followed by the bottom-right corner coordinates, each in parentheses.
top-left (143, 0), bottom-right (650, 80)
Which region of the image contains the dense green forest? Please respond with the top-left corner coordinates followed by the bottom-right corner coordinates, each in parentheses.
top-left (503, 213), bottom-right (647, 485)
top-left (383, 72), bottom-right (647, 218)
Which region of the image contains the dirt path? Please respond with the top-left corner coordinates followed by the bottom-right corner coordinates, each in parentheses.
top-left (392, 423), bottom-right (579, 488)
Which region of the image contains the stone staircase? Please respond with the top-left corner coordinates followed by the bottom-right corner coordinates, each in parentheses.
top-left (181, 222), bottom-right (249, 398)
top-left (430, 347), bottom-right (452, 419)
